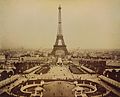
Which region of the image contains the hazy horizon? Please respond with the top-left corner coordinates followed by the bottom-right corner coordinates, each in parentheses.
top-left (0, 0), bottom-right (120, 49)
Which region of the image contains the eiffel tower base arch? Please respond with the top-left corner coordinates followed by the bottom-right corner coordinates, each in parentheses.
top-left (51, 45), bottom-right (69, 57)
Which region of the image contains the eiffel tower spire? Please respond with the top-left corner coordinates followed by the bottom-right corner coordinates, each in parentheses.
top-left (57, 5), bottom-right (62, 35)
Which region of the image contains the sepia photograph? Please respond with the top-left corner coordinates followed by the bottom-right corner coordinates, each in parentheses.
top-left (0, 0), bottom-right (120, 97)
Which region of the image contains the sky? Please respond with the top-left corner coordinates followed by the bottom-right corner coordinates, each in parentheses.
top-left (0, 0), bottom-right (120, 49)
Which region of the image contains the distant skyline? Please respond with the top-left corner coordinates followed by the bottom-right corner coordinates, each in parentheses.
top-left (0, 0), bottom-right (120, 49)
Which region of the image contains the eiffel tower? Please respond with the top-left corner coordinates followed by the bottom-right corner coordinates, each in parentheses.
top-left (51, 5), bottom-right (68, 56)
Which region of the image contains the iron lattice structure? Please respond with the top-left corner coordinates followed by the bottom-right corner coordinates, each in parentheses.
top-left (51, 5), bottom-right (68, 56)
